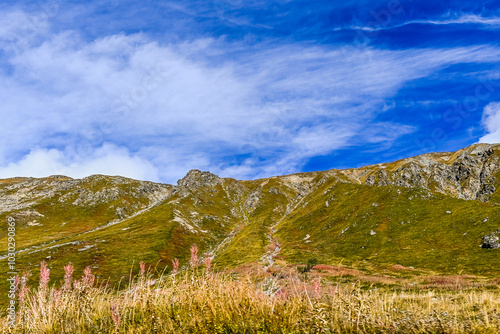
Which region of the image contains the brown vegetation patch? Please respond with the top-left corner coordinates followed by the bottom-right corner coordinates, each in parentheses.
top-left (312, 265), bottom-right (361, 276)
top-left (421, 275), bottom-right (480, 290)
top-left (490, 277), bottom-right (500, 285)
top-left (266, 242), bottom-right (278, 252)
top-left (391, 264), bottom-right (413, 271)
top-left (376, 221), bottom-right (388, 232)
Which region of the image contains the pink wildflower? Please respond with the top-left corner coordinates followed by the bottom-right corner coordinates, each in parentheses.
top-left (82, 266), bottom-right (95, 289)
top-left (276, 288), bottom-right (288, 300)
top-left (140, 261), bottom-right (146, 276)
top-left (111, 304), bottom-right (121, 332)
top-left (204, 254), bottom-right (213, 273)
top-left (39, 261), bottom-right (50, 292)
top-left (172, 258), bottom-right (179, 274)
top-left (314, 278), bottom-right (321, 298)
top-left (51, 288), bottom-right (63, 305)
top-left (13, 275), bottom-right (20, 293)
top-left (18, 271), bottom-right (30, 305)
top-left (190, 244), bottom-right (199, 268)
top-left (64, 262), bottom-right (74, 291)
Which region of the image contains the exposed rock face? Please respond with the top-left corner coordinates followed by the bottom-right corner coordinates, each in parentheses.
top-left (0, 175), bottom-right (173, 215)
top-left (394, 162), bottom-right (426, 188)
top-left (365, 175), bottom-right (376, 186)
top-left (244, 188), bottom-right (262, 213)
top-left (222, 179), bottom-right (246, 203)
top-left (0, 177), bottom-right (80, 214)
top-left (356, 144), bottom-right (500, 202)
top-left (72, 187), bottom-right (122, 206)
top-left (277, 174), bottom-right (316, 197)
top-left (377, 169), bottom-right (391, 186)
top-left (481, 232), bottom-right (500, 249)
top-left (177, 170), bottom-right (222, 193)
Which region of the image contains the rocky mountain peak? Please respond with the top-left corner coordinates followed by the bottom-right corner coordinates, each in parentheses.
top-left (47, 175), bottom-right (73, 180)
top-left (177, 169), bottom-right (222, 190)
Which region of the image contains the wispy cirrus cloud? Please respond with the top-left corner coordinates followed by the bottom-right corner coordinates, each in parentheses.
top-left (0, 2), bottom-right (499, 183)
top-left (334, 13), bottom-right (500, 32)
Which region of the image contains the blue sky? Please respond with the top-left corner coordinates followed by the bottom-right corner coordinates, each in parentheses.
top-left (0, 0), bottom-right (499, 183)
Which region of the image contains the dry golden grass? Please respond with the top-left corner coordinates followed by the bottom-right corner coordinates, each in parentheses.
top-left (1, 261), bottom-right (500, 333)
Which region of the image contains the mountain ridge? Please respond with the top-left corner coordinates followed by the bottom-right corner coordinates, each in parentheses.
top-left (1, 143), bottom-right (500, 289)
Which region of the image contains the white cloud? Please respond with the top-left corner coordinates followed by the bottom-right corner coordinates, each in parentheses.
top-left (478, 102), bottom-right (500, 144)
top-left (0, 144), bottom-right (159, 181)
top-left (1, 8), bottom-right (500, 183)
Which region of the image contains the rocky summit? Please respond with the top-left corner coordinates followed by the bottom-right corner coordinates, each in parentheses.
top-left (1, 143), bottom-right (500, 285)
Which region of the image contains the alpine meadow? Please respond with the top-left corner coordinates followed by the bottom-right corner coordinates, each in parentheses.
top-left (2, 0), bottom-right (500, 333)
top-left (1, 144), bottom-right (500, 332)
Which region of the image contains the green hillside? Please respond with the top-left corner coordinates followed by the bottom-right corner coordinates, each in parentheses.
top-left (1, 143), bottom-right (500, 294)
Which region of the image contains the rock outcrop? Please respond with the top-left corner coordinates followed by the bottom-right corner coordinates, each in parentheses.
top-left (481, 232), bottom-right (500, 249)
top-left (0, 175), bottom-right (173, 215)
top-left (176, 169), bottom-right (222, 193)
top-left (354, 144), bottom-right (500, 202)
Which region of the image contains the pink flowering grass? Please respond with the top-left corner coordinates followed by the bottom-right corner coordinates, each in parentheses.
top-left (63, 262), bottom-right (74, 291)
top-left (18, 270), bottom-right (31, 305)
top-left (189, 244), bottom-right (199, 268)
top-left (39, 261), bottom-right (50, 292)
top-left (204, 254), bottom-right (213, 273)
top-left (81, 266), bottom-right (95, 289)
top-left (140, 261), bottom-right (146, 278)
top-left (172, 258), bottom-right (179, 274)
top-left (110, 304), bottom-right (121, 333)
top-left (3, 259), bottom-right (500, 333)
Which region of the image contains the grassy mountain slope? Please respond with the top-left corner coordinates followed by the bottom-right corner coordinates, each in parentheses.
top-left (1, 144), bottom-right (500, 291)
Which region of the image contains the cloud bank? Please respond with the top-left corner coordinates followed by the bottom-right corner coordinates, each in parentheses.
top-left (0, 144), bottom-right (159, 181)
top-left (479, 103), bottom-right (500, 144)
